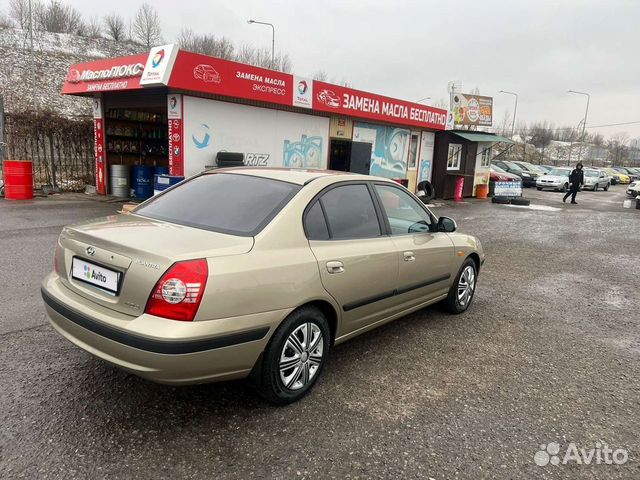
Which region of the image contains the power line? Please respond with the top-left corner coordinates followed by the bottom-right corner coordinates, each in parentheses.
top-left (488, 120), bottom-right (640, 135)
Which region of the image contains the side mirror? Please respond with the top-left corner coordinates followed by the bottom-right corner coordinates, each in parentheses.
top-left (437, 216), bottom-right (457, 233)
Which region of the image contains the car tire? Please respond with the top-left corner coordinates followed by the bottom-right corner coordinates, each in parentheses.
top-left (253, 306), bottom-right (330, 405)
top-left (594, 184), bottom-right (598, 192)
top-left (445, 258), bottom-right (478, 314)
top-left (492, 196), bottom-right (510, 204)
top-left (536, 187), bottom-right (543, 191)
top-left (604, 183), bottom-right (610, 191)
top-left (561, 183), bottom-right (568, 193)
top-left (416, 181), bottom-right (435, 204)
top-left (510, 197), bottom-right (531, 206)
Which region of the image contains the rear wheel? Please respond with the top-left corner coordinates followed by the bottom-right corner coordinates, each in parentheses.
top-left (254, 306), bottom-right (330, 405)
top-left (594, 183), bottom-right (598, 191)
top-left (536, 187), bottom-right (543, 191)
top-left (604, 183), bottom-right (610, 191)
top-left (561, 183), bottom-right (568, 193)
top-left (445, 258), bottom-right (478, 314)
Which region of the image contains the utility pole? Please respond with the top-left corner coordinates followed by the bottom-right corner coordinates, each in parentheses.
top-left (29, 0), bottom-right (37, 108)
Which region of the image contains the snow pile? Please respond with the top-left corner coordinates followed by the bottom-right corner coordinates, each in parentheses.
top-left (0, 27), bottom-right (144, 116)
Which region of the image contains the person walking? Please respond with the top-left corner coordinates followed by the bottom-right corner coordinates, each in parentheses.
top-left (563, 162), bottom-right (584, 204)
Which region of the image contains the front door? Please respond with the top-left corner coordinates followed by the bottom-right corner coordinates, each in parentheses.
top-left (349, 142), bottom-right (372, 174)
top-left (372, 183), bottom-right (454, 306)
top-left (305, 183), bottom-right (399, 337)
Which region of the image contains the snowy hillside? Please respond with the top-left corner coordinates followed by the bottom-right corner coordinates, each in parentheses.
top-left (0, 28), bottom-right (144, 116)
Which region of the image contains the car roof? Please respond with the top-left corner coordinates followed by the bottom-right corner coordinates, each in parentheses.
top-left (203, 167), bottom-right (389, 186)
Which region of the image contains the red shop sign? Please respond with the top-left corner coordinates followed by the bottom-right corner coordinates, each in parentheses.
top-left (61, 53), bottom-right (149, 94)
top-left (168, 51), bottom-right (294, 107)
top-left (312, 81), bottom-right (447, 130)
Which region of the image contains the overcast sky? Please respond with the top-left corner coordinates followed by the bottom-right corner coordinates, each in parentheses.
top-left (64, 0), bottom-right (640, 139)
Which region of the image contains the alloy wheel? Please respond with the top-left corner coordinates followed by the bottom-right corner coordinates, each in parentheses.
top-left (279, 323), bottom-right (324, 391)
top-left (457, 265), bottom-right (476, 308)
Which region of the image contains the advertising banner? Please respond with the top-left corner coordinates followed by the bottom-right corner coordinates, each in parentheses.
top-left (169, 51), bottom-right (294, 108)
top-left (183, 96), bottom-right (329, 176)
top-left (417, 131), bottom-right (435, 183)
top-left (292, 76), bottom-right (313, 108)
top-left (353, 122), bottom-right (410, 179)
top-left (452, 93), bottom-right (493, 127)
top-left (167, 94), bottom-right (184, 176)
top-left (314, 81), bottom-right (448, 130)
top-left (140, 44), bottom-right (179, 86)
top-left (494, 181), bottom-right (522, 197)
top-left (62, 54), bottom-right (148, 94)
top-left (92, 98), bottom-right (107, 194)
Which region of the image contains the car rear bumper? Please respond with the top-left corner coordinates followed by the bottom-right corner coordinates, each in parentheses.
top-left (42, 273), bottom-right (288, 385)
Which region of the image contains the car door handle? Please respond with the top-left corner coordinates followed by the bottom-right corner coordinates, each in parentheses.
top-left (326, 261), bottom-right (344, 274)
top-left (403, 251), bottom-right (416, 262)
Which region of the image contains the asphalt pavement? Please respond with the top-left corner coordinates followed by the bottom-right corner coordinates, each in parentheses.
top-left (1, 186), bottom-right (639, 479)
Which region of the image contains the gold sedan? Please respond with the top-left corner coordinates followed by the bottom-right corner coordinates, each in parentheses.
top-left (42, 168), bottom-right (484, 404)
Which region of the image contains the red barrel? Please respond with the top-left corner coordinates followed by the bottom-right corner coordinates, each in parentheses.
top-left (4, 160), bottom-right (34, 200)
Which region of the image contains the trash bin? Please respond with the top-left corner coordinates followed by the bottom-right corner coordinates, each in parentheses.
top-left (476, 183), bottom-right (488, 199)
top-left (454, 176), bottom-right (465, 202)
top-left (4, 160), bottom-right (34, 200)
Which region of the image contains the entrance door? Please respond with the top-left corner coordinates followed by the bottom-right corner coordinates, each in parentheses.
top-left (349, 142), bottom-right (372, 174)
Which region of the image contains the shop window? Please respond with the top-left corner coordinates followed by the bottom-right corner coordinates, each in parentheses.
top-left (408, 132), bottom-right (420, 169)
top-left (447, 144), bottom-right (462, 170)
top-left (480, 145), bottom-right (492, 167)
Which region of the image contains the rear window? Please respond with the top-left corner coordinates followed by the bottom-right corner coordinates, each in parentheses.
top-left (135, 173), bottom-right (301, 236)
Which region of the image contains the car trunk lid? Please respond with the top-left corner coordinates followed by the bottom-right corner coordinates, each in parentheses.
top-left (56, 213), bottom-right (253, 317)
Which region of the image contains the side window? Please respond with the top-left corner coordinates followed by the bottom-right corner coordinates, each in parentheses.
top-left (480, 145), bottom-right (492, 167)
top-left (447, 144), bottom-right (462, 170)
top-left (304, 201), bottom-right (330, 240)
top-left (374, 184), bottom-right (432, 235)
top-left (319, 184), bottom-right (381, 240)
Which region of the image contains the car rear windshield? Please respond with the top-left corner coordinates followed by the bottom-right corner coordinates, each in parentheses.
top-left (134, 173), bottom-right (301, 236)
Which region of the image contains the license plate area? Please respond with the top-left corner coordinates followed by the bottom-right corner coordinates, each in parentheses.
top-left (71, 257), bottom-right (121, 295)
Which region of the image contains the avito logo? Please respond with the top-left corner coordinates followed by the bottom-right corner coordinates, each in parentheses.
top-left (192, 124), bottom-right (211, 149)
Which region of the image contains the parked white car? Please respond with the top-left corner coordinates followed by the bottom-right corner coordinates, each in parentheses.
top-left (536, 167), bottom-right (571, 192)
top-left (583, 169), bottom-right (611, 191)
top-left (627, 181), bottom-right (640, 197)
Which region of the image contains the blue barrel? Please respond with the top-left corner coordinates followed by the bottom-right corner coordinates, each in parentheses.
top-left (154, 166), bottom-right (169, 176)
top-left (154, 174), bottom-right (184, 196)
top-left (131, 165), bottom-right (154, 199)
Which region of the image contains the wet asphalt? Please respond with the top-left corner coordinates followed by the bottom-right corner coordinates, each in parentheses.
top-left (1, 186), bottom-right (639, 479)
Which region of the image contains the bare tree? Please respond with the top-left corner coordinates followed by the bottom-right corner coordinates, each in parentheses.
top-left (607, 132), bottom-right (629, 166)
top-left (9, 0), bottom-right (39, 29)
top-left (133, 3), bottom-right (162, 48)
top-left (235, 44), bottom-right (292, 72)
top-left (104, 13), bottom-right (125, 41)
top-left (0, 11), bottom-right (14, 28)
top-left (177, 28), bottom-right (234, 59)
top-left (313, 71), bottom-right (329, 82)
top-left (83, 16), bottom-right (102, 38)
top-left (37, 0), bottom-right (83, 34)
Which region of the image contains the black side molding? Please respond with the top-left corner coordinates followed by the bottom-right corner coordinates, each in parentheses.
top-left (41, 288), bottom-right (269, 355)
top-left (342, 274), bottom-right (451, 312)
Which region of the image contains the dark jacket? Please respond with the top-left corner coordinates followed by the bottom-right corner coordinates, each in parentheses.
top-left (569, 168), bottom-right (584, 188)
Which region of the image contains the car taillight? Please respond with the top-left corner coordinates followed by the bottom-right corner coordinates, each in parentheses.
top-left (144, 259), bottom-right (208, 321)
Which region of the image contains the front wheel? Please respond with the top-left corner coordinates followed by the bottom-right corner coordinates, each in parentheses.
top-left (445, 258), bottom-right (478, 314)
top-left (594, 184), bottom-right (598, 191)
top-left (254, 306), bottom-right (330, 405)
top-left (561, 183), bottom-right (568, 193)
top-left (604, 183), bottom-right (610, 191)
top-left (536, 187), bottom-right (543, 191)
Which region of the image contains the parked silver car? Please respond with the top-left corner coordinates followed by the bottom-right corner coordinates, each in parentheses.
top-left (583, 169), bottom-right (611, 191)
top-left (536, 167), bottom-right (571, 191)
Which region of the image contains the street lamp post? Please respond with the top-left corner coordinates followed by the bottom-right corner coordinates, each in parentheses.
top-left (567, 90), bottom-right (590, 165)
top-left (415, 97), bottom-right (431, 104)
top-left (247, 19), bottom-right (275, 69)
top-left (498, 90), bottom-right (518, 137)
top-left (499, 90), bottom-right (520, 161)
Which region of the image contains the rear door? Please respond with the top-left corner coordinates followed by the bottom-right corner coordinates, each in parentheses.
top-left (372, 183), bottom-right (454, 307)
top-left (305, 182), bottom-right (399, 337)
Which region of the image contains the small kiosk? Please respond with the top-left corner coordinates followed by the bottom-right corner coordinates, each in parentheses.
top-left (61, 45), bottom-right (449, 198)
